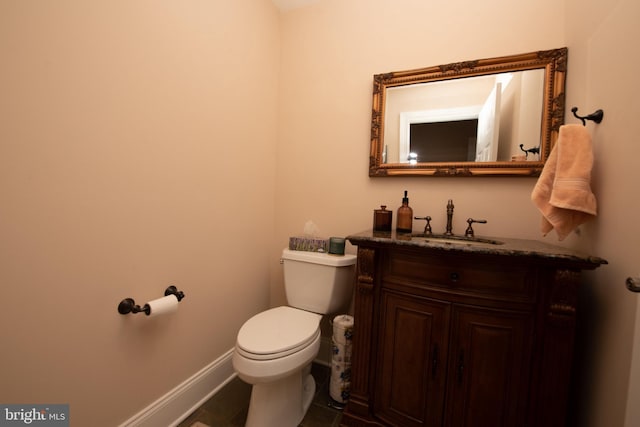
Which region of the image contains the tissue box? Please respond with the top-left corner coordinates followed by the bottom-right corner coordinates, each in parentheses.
top-left (288, 236), bottom-right (329, 253)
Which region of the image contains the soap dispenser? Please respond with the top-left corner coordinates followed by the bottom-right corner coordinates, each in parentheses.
top-left (396, 190), bottom-right (413, 233)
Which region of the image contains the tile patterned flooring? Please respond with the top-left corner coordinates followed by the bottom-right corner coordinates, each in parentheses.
top-left (177, 363), bottom-right (343, 427)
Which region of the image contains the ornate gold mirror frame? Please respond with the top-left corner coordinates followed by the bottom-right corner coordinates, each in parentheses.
top-left (370, 47), bottom-right (567, 177)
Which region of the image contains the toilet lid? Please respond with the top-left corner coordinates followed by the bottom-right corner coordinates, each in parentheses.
top-left (237, 306), bottom-right (321, 358)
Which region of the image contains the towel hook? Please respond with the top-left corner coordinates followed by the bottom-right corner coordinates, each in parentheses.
top-left (519, 144), bottom-right (540, 158)
top-left (571, 107), bottom-right (604, 126)
top-left (627, 277), bottom-right (640, 293)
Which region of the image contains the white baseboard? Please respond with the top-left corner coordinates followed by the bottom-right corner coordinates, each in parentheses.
top-left (118, 348), bottom-right (236, 427)
top-left (120, 340), bottom-right (332, 427)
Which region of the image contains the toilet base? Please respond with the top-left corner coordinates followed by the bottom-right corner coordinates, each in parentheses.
top-left (245, 366), bottom-right (316, 427)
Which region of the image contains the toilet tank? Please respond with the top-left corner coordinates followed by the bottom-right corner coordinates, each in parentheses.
top-left (281, 249), bottom-right (357, 314)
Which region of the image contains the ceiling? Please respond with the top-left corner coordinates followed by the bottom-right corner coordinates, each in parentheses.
top-left (271, 0), bottom-right (319, 12)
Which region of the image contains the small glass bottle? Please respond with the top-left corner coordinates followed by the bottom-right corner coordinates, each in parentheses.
top-left (373, 205), bottom-right (392, 232)
top-left (396, 190), bottom-right (413, 233)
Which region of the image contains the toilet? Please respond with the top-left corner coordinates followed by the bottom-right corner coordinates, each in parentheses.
top-left (232, 248), bottom-right (356, 427)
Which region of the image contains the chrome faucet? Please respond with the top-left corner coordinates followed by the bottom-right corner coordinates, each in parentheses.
top-left (445, 199), bottom-right (454, 235)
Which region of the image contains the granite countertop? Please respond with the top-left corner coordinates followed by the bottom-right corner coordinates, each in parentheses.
top-left (346, 230), bottom-right (608, 268)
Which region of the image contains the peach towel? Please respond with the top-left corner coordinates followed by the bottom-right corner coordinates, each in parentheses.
top-left (531, 124), bottom-right (597, 241)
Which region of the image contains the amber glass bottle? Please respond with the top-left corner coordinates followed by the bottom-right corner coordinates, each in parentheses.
top-left (396, 190), bottom-right (413, 233)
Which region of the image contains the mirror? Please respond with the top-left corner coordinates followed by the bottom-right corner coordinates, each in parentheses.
top-left (370, 48), bottom-right (567, 177)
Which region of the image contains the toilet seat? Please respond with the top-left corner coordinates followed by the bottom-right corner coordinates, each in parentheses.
top-left (236, 306), bottom-right (322, 361)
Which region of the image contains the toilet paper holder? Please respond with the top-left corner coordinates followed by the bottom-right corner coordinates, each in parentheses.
top-left (118, 286), bottom-right (185, 315)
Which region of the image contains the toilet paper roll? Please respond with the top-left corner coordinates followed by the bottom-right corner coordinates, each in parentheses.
top-left (146, 294), bottom-right (179, 317)
top-left (332, 315), bottom-right (354, 345)
top-left (331, 361), bottom-right (351, 382)
top-left (329, 380), bottom-right (351, 403)
top-left (330, 354), bottom-right (351, 403)
top-left (331, 339), bottom-right (352, 364)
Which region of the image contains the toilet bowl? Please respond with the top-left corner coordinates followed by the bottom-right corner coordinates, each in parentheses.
top-left (232, 249), bottom-right (356, 427)
top-left (233, 306), bottom-right (322, 384)
top-left (233, 306), bottom-right (322, 427)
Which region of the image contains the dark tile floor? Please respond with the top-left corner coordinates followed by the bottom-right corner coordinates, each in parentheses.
top-left (177, 363), bottom-right (343, 427)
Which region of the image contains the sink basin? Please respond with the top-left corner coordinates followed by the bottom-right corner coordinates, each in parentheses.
top-left (409, 233), bottom-right (504, 246)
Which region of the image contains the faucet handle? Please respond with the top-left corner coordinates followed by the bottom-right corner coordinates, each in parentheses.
top-left (414, 216), bottom-right (432, 235)
top-left (465, 218), bottom-right (487, 237)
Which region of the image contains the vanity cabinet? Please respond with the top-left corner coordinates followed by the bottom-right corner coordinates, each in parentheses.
top-left (377, 291), bottom-right (532, 427)
top-left (342, 232), bottom-right (606, 427)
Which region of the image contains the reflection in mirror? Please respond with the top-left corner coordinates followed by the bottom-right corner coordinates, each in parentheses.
top-left (370, 48), bottom-right (567, 177)
top-left (385, 70), bottom-right (544, 163)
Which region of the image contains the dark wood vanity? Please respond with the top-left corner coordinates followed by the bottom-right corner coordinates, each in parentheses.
top-left (341, 231), bottom-right (606, 427)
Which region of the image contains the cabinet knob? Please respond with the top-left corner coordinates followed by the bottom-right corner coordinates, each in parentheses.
top-left (450, 272), bottom-right (460, 282)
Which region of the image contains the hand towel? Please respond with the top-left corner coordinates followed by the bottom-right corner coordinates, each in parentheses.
top-left (531, 124), bottom-right (597, 240)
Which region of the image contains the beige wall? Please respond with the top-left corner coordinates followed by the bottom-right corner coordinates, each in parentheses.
top-left (1, 0), bottom-right (639, 426)
top-left (274, 0), bottom-right (565, 305)
top-left (276, 0), bottom-right (640, 426)
top-left (0, 1), bottom-right (279, 426)
top-left (564, 0), bottom-right (640, 426)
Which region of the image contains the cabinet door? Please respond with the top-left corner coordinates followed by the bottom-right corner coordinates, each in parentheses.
top-left (376, 290), bottom-right (451, 427)
top-left (445, 305), bottom-right (533, 427)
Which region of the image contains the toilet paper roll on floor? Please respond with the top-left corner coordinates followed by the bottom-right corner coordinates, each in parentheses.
top-left (146, 294), bottom-right (179, 317)
top-left (330, 314), bottom-right (354, 404)
top-left (331, 338), bottom-right (352, 364)
top-left (332, 315), bottom-right (354, 345)
top-left (330, 360), bottom-right (351, 403)
top-left (331, 361), bottom-right (351, 382)
top-left (329, 380), bottom-right (351, 403)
